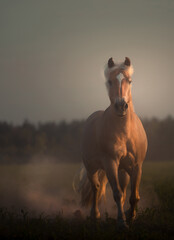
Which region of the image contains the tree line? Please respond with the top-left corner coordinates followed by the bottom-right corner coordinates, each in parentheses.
top-left (0, 116), bottom-right (173, 164)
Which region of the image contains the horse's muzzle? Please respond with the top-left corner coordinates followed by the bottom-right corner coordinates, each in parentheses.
top-left (114, 99), bottom-right (128, 116)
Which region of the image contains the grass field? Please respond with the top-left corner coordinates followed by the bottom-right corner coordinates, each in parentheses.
top-left (0, 161), bottom-right (174, 239)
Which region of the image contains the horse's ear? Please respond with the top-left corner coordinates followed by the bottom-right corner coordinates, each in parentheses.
top-left (108, 57), bottom-right (115, 68)
top-left (124, 57), bottom-right (131, 66)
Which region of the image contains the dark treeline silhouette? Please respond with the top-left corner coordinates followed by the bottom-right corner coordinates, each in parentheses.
top-left (0, 116), bottom-right (173, 164)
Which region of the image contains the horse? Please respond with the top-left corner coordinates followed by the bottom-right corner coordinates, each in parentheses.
top-left (78, 57), bottom-right (147, 228)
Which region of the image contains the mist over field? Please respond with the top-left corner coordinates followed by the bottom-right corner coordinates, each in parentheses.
top-left (0, 161), bottom-right (164, 218)
top-left (0, 162), bottom-right (78, 215)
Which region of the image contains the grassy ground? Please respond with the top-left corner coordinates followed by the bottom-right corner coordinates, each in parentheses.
top-left (0, 161), bottom-right (174, 239)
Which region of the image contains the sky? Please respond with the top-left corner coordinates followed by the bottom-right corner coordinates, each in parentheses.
top-left (0, 0), bottom-right (173, 124)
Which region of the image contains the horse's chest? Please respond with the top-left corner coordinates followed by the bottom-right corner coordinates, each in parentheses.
top-left (100, 131), bottom-right (136, 160)
top-left (100, 133), bottom-right (128, 158)
top-left (113, 142), bottom-right (127, 158)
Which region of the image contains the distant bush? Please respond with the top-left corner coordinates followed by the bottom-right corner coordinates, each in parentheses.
top-left (0, 116), bottom-right (174, 163)
top-left (143, 116), bottom-right (174, 162)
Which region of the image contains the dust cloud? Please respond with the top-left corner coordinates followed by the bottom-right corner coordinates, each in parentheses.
top-left (0, 159), bottom-right (159, 219)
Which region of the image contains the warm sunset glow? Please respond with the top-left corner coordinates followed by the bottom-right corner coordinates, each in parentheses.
top-left (0, 1), bottom-right (173, 123)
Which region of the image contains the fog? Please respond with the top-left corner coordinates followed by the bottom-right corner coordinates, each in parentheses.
top-left (0, 161), bottom-right (159, 218)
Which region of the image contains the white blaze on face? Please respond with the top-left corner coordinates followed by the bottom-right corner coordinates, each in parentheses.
top-left (116, 73), bottom-right (124, 88)
top-left (115, 73), bottom-right (129, 103)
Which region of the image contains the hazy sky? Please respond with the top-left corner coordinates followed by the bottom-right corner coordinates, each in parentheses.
top-left (0, 0), bottom-right (173, 124)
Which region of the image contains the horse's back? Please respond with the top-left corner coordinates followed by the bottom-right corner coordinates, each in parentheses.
top-left (86, 110), bottom-right (104, 124)
top-left (83, 110), bottom-right (104, 144)
top-left (82, 111), bottom-right (104, 171)
top-left (84, 110), bottom-right (104, 135)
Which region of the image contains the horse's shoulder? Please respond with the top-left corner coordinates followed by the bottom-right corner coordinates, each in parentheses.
top-left (131, 112), bottom-right (145, 130)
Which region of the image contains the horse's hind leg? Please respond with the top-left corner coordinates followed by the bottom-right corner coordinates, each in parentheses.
top-left (88, 171), bottom-right (101, 219)
top-left (118, 169), bottom-right (130, 206)
top-left (129, 164), bottom-right (142, 220)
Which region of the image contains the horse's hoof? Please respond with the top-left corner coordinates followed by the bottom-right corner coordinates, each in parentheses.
top-left (125, 209), bottom-right (136, 223)
top-left (117, 219), bottom-right (129, 231)
top-left (90, 209), bottom-right (101, 219)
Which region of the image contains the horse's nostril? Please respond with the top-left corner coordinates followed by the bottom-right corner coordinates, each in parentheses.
top-left (121, 101), bottom-right (128, 111)
top-left (125, 103), bottom-right (128, 109)
top-left (115, 101), bottom-right (128, 112)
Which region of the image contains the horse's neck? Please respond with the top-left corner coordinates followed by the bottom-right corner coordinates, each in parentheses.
top-left (106, 100), bottom-right (134, 134)
top-left (127, 100), bottom-right (134, 114)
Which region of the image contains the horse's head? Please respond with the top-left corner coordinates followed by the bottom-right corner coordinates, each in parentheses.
top-left (105, 57), bottom-right (134, 117)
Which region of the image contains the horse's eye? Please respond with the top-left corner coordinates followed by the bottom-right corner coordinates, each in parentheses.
top-left (108, 80), bottom-right (112, 86)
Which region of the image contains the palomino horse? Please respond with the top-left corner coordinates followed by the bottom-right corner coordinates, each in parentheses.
top-left (79, 57), bottom-right (147, 228)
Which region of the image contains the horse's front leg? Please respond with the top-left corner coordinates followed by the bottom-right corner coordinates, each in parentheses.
top-left (104, 159), bottom-right (127, 228)
top-left (88, 171), bottom-right (101, 219)
top-left (128, 163), bottom-right (142, 221)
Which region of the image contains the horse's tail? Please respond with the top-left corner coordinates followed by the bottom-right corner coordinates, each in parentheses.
top-left (73, 165), bottom-right (107, 207)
